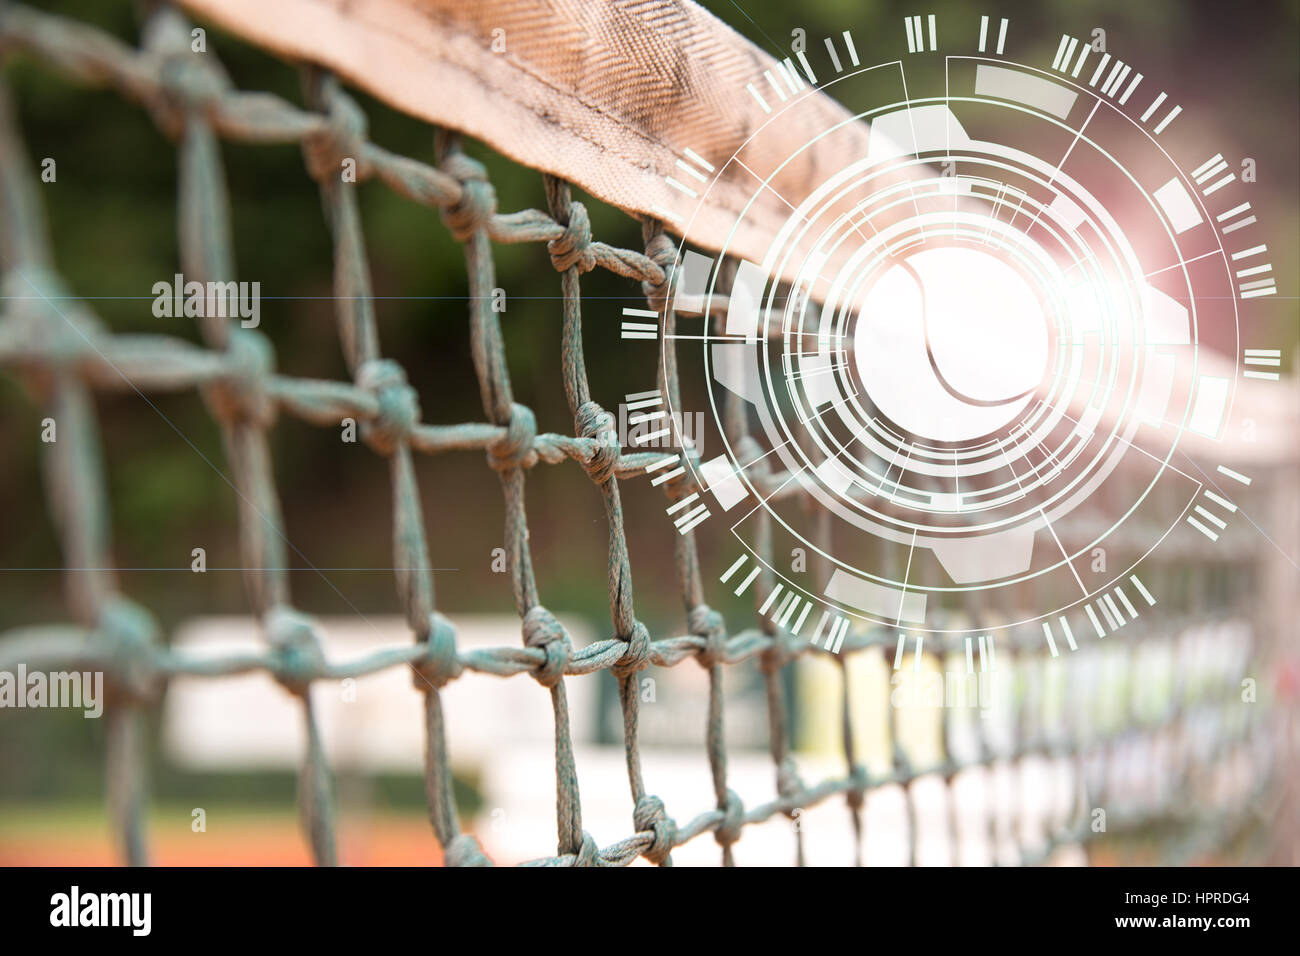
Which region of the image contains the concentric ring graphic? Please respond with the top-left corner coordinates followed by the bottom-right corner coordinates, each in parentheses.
top-left (626, 18), bottom-right (1275, 657)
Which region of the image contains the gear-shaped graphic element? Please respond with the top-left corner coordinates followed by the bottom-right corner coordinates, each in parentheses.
top-left (622, 15), bottom-right (1279, 659)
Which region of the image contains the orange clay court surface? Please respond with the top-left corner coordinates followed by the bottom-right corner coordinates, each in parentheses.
top-left (0, 807), bottom-right (450, 866)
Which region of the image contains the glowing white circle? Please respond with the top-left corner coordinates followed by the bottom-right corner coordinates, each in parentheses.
top-left (852, 245), bottom-right (1050, 443)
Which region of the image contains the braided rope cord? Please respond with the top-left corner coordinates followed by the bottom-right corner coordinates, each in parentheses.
top-left (0, 3), bottom-right (1283, 867)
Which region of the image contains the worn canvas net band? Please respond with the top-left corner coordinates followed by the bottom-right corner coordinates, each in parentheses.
top-left (0, 1), bottom-right (1284, 867)
top-left (175, 0), bottom-right (874, 273)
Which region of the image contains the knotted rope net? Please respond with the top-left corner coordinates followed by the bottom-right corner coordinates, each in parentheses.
top-left (0, 1), bottom-right (1292, 867)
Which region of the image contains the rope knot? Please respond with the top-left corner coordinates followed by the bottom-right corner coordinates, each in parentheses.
top-left (640, 229), bottom-right (678, 311)
top-left (163, 54), bottom-right (230, 105)
top-left (265, 605), bottom-right (327, 695)
top-left (151, 48), bottom-right (231, 137)
top-left (576, 400), bottom-right (618, 484)
top-left (96, 596), bottom-right (162, 706)
top-left (522, 606), bottom-right (571, 688)
top-left (659, 447), bottom-right (701, 499)
top-left (488, 402), bottom-right (538, 470)
top-left (631, 790), bottom-right (681, 868)
top-left (5, 270), bottom-right (101, 362)
top-left (203, 329), bottom-right (276, 428)
top-left (611, 620), bottom-right (651, 679)
top-left (302, 78), bottom-right (369, 184)
top-left (715, 788), bottom-right (745, 848)
top-left (573, 830), bottom-right (602, 867)
top-left (777, 756), bottom-right (804, 801)
top-left (444, 833), bottom-right (492, 867)
top-left (439, 153), bottom-right (497, 240)
top-left (140, 9), bottom-right (229, 135)
top-left (689, 604), bottom-right (727, 668)
top-left (412, 613), bottom-right (461, 690)
top-left (357, 358), bottom-right (420, 455)
top-left (547, 200), bottom-right (595, 273)
top-left (633, 794), bottom-right (677, 865)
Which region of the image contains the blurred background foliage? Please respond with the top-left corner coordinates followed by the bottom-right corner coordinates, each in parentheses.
top-left (0, 0), bottom-right (1295, 811)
